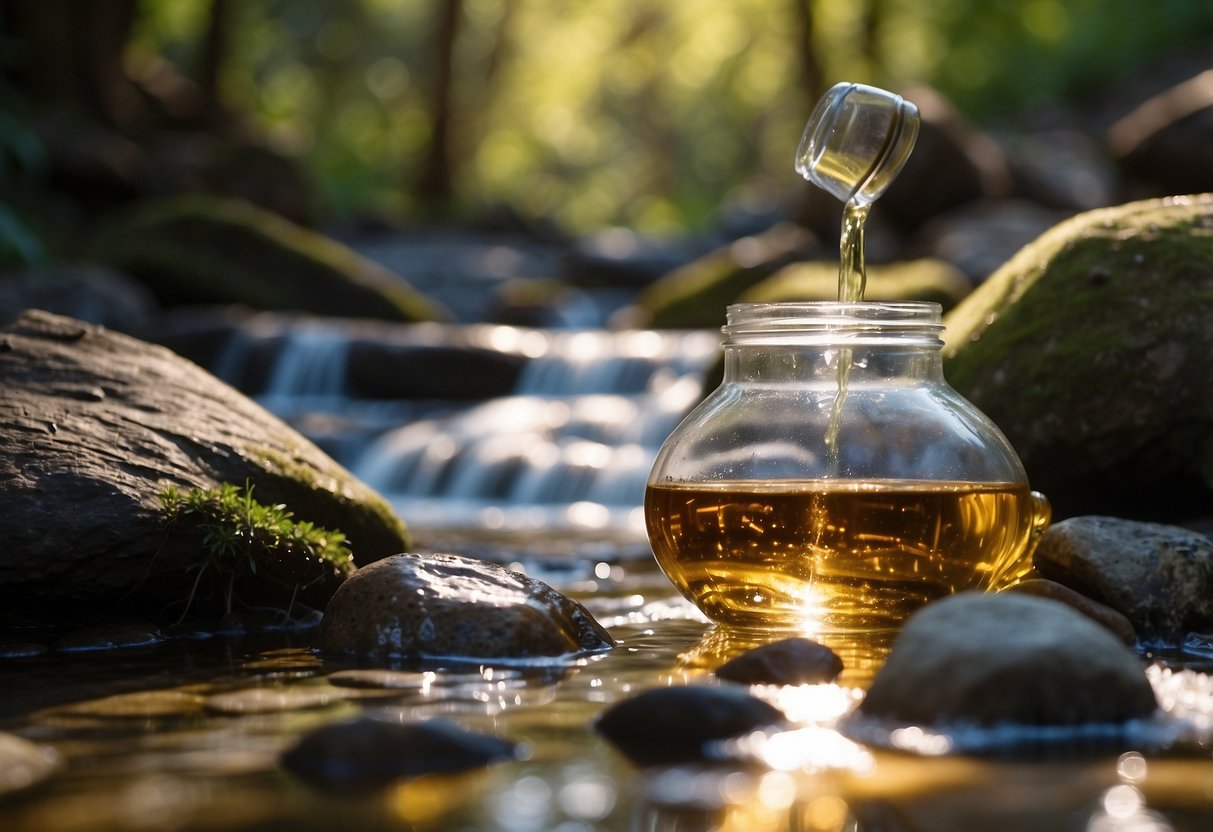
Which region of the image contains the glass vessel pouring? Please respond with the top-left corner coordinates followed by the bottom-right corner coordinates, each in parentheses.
top-left (645, 302), bottom-right (1050, 633)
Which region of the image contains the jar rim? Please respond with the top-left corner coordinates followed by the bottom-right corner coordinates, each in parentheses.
top-left (722, 301), bottom-right (944, 344)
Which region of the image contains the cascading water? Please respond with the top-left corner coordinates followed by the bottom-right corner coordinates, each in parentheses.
top-left (354, 328), bottom-right (718, 554)
top-left (222, 317), bottom-right (720, 558)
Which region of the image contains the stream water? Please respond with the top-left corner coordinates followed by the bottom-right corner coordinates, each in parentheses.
top-left (5, 565), bottom-right (1213, 832)
top-left (4, 318), bottom-right (1213, 830)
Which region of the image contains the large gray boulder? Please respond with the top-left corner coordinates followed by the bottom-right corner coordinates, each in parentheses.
top-left (944, 194), bottom-right (1213, 521)
top-left (0, 310), bottom-right (409, 626)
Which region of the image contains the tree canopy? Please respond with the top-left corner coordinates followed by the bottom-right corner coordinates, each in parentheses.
top-left (3, 0), bottom-right (1212, 246)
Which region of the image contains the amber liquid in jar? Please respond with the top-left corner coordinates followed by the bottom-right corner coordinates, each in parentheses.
top-left (645, 478), bottom-right (1042, 632)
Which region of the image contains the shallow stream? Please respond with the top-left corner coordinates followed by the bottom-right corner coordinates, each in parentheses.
top-left (7, 318), bottom-right (1213, 830)
top-left (4, 553), bottom-right (1213, 832)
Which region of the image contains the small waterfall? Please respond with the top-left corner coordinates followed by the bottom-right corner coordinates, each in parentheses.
top-left (351, 327), bottom-right (719, 543)
top-left (241, 317), bottom-right (720, 547)
top-left (262, 325), bottom-right (350, 403)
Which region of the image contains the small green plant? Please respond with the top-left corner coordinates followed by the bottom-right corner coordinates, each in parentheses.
top-left (159, 481), bottom-right (355, 622)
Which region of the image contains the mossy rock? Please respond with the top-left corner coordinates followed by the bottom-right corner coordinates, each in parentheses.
top-left (943, 194), bottom-right (1213, 521)
top-left (740, 257), bottom-right (972, 310)
top-left (625, 222), bottom-right (817, 328)
top-left (90, 195), bottom-right (447, 322)
top-left (0, 310), bottom-right (410, 627)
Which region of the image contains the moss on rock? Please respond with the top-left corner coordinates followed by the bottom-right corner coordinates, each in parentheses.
top-left (943, 194), bottom-right (1213, 520)
top-left (90, 195), bottom-right (447, 322)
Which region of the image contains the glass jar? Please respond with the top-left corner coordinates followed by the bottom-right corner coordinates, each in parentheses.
top-left (645, 302), bottom-right (1049, 633)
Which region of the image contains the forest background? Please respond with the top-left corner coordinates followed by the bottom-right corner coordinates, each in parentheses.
top-left (3, 0), bottom-right (1213, 267)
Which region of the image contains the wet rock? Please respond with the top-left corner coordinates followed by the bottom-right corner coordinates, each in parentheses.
top-left (859, 592), bottom-right (1156, 727)
top-left (1005, 578), bottom-right (1136, 646)
top-left (0, 310), bottom-right (409, 626)
top-left (944, 194), bottom-right (1213, 521)
top-left (0, 732), bottom-right (61, 796)
top-left (741, 257), bottom-right (972, 311)
top-left (89, 195), bottom-right (448, 323)
top-left (281, 717), bottom-right (519, 791)
top-left (315, 553), bottom-right (615, 661)
top-left (1033, 516), bottom-right (1213, 642)
top-left (595, 685), bottom-right (787, 765)
top-left (713, 637), bottom-right (843, 686)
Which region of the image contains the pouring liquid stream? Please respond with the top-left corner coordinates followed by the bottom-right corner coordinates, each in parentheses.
top-left (824, 199), bottom-right (871, 475)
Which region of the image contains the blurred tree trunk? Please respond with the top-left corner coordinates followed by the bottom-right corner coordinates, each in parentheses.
top-left (199, 0), bottom-right (232, 128)
top-left (418, 0), bottom-right (464, 209)
top-left (792, 0), bottom-right (824, 112)
top-left (860, 0), bottom-right (886, 80)
top-left (791, 0), bottom-right (828, 230)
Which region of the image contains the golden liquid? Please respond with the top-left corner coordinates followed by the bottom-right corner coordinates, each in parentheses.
top-left (837, 199), bottom-right (869, 303)
top-left (645, 479), bottom-right (1043, 633)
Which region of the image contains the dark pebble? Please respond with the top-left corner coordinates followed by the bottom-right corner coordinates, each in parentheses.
top-left (281, 717), bottom-right (520, 792)
top-left (713, 637), bottom-right (843, 686)
top-left (594, 685), bottom-right (786, 766)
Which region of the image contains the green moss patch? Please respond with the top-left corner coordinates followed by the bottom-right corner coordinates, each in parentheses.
top-left (159, 481), bottom-right (356, 621)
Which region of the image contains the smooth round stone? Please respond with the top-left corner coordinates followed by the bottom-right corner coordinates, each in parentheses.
top-left (1034, 515), bottom-right (1213, 641)
top-left (0, 732), bottom-right (60, 796)
top-left (713, 637), bottom-right (844, 686)
top-left (859, 592), bottom-right (1157, 727)
top-left (315, 553), bottom-right (614, 661)
top-left (281, 717), bottom-right (519, 791)
top-left (594, 685), bottom-right (787, 765)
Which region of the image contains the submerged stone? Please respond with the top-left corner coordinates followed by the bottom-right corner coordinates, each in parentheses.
top-left (713, 637), bottom-right (844, 686)
top-left (943, 194), bottom-right (1213, 521)
top-left (859, 592), bottom-right (1156, 727)
top-left (315, 553), bottom-right (615, 661)
top-left (281, 717), bottom-right (519, 791)
top-left (595, 685), bottom-right (787, 766)
top-left (1034, 516), bottom-right (1213, 642)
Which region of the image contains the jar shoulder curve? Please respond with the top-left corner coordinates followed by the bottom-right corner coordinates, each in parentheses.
top-left (649, 380), bottom-right (1030, 485)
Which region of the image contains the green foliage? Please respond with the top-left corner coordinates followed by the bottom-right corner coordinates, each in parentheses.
top-left (114, 0), bottom-right (1213, 233)
top-left (159, 481), bottom-right (355, 620)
